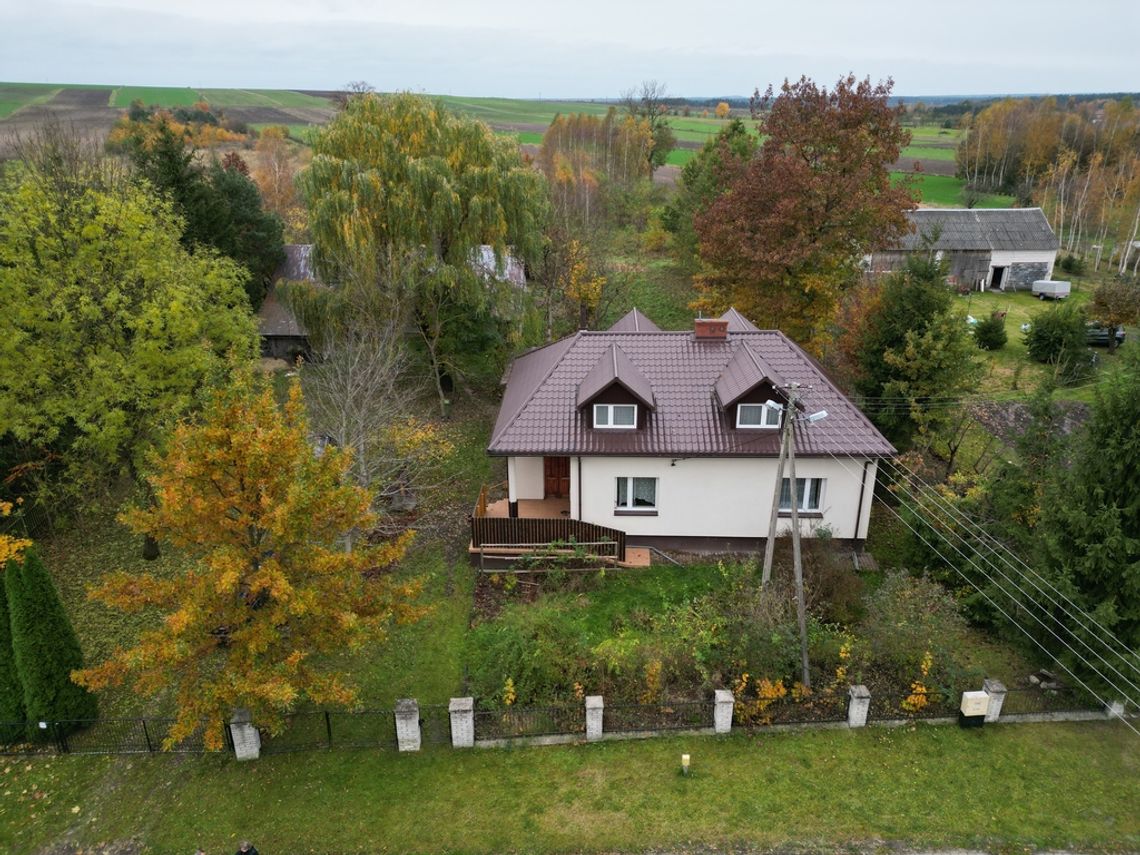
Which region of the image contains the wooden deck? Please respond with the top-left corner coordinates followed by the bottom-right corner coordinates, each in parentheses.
top-left (484, 497), bottom-right (571, 519)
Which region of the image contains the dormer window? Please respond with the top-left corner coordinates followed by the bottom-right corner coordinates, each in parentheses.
top-left (737, 401), bottom-right (781, 429)
top-left (595, 403), bottom-right (637, 428)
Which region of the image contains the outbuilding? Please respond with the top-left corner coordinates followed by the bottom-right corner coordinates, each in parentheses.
top-left (871, 208), bottom-right (1059, 291)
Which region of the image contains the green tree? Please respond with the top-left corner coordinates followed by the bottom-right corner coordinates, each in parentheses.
top-left (0, 139), bottom-right (257, 505)
top-left (128, 121), bottom-right (285, 308)
top-left (74, 375), bottom-right (422, 749)
top-left (1039, 353), bottom-right (1140, 648)
top-left (855, 251), bottom-right (980, 444)
top-left (1023, 301), bottom-right (1091, 383)
top-left (0, 574), bottom-right (24, 727)
top-left (662, 118), bottom-right (757, 266)
top-left (299, 93), bottom-right (547, 413)
top-left (6, 551), bottom-right (97, 733)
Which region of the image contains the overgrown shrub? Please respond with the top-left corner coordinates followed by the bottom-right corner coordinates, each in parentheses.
top-left (860, 571), bottom-right (970, 689)
top-left (5, 551), bottom-right (97, 734)
top-left (1023, 302), bottom-right (1092, 383)
top-left (1058, 254), bottom-right (1087, 275)
top-left (973, 313), bottom-right (1008, 350)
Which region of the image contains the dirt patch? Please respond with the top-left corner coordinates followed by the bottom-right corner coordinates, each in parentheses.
top-left (225, 105), bottom-right (336, 125)
top-left (472, 570), bottom-right (543, 621)
top-left (892, 157), bottom-right (957, 177)
top-left (969, 399), bottom-right (1089, 447)
top-left (653, 164), bottom-right (679, 187)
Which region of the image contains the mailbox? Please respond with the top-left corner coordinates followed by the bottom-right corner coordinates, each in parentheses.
top-left (959, 690), bottom-right (988, 728)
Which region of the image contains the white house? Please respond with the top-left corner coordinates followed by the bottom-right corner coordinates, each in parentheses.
top-left (472, 309), bottom-right (895, 561)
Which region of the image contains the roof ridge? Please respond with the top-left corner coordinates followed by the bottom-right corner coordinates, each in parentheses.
top-left (489, 332), bottom-right (581, 447)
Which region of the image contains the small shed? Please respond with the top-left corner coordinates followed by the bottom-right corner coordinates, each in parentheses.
top-left (258, 245), bottom-right (319, 362)
top-left (871, 208), bottom-right (1059, 291)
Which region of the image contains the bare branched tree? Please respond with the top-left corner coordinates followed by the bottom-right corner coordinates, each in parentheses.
top-left (620, 80), bottom-right (676, 173)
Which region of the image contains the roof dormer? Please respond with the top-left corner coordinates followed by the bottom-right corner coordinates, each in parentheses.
top-left (577, 344), bottom-right (655, 429)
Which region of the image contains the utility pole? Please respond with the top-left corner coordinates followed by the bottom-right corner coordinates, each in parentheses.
top-left (760, 383), bottom-right (812, 691)
top-left (761, 388), bottom-right (794, 586)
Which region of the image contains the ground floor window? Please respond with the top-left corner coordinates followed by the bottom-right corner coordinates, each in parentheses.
top-left (616, 476), bottom-right (657, 510)
top-left (779, 477), bottom-right (824, 512)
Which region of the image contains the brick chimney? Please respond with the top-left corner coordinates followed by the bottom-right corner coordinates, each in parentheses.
top-left (694, 318), bottom-right (729, 340)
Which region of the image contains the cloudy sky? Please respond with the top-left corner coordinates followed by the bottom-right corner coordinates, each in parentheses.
top-left (3, 0), bottom-right (1138, 98)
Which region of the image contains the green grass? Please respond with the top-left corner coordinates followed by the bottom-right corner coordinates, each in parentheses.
top-left (602, 235), bottom-right (697, 331)
top-left (110, 86), bottom-right (202, 108)
top-left (893, 172), bottom-right (1015, 208)
top-left (0, 83), bottom-right (61, 119)
top-left (197, 89), bottom-right (334, 109)
top-left (3, 722), bottom-right (1135, 853)
top-left (249, 122), bottom-right (320, 143)
top-left (664, 147), bottom-right (696, 166)
top-left (514, 130), bottom-right (544, 145)
top-left (954, 285), bottom-right (1135, 401)
top-left (900, 144), bottom-right (957, 162)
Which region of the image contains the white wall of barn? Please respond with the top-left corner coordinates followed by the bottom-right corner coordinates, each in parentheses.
top-left (990, 249), bottom-right (1057, 279)
top-left (561, 455), bottom-right (878, 540)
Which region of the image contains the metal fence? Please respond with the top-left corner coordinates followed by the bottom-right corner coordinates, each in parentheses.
top-left (473, 704), bottom-right (584, 740)
top-left (602, 701), bottom-right (714, 734)
top-left (0, 717), bottom-right (230, 756)
top-left (1001, 687), bottom-right (1102, 715)
top-left (734, 695), bottom-right (849, 728)
top-left (867, 689), bottom-right (960, 721)
top-left (260, 710), bottom-right (399, 754)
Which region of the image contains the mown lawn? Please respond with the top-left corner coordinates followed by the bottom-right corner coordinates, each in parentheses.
top-left (2, 722), bottom-right (1134, 853)
top-left (893, 172), bottom-right (1015, 208)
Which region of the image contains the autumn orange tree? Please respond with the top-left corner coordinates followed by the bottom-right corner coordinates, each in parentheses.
top-left (694, 74), bottom-right (915, 352)
top-left (74, 374), bottom-right (421, 749)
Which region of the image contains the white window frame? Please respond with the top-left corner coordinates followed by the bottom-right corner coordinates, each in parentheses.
top-left (779, 477), bottom-right (825, 512)
top-left (615, 476), bottom-right (658, 511)
top-left (594, 402), bottom-right (638, 429)
top-left (737, 401), bottom-right (782, 429)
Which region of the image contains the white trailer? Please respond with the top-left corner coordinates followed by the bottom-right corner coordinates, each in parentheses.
top-left (1032, 280), bottom-right (1071, 300)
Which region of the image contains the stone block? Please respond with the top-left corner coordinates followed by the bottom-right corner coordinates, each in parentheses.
top-left (714, 689), bottom-right (734, 734)
top-left (449, 696), bottom-right (475, 748)
top-left (585, 695), bottom-right (604, 742)
top-left (847, 684), bottom-right (870, 728)
top-left (229, 708), bottom-right (261, 761)
top-left (395, 698), bottom-right (421, 752)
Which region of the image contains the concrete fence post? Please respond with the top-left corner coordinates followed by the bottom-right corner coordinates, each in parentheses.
top-left (983, 679), bottom-right (1007, 722)
top-left (847, 685), bottom-right (871, 728)
top-left (395, 698), bottom-right (421, 752)
top-left (714, 689), bottom-right (734, 734)
top-left (1106, 700), bottom-right (1125, 720)
top-left (229, 708), bottom-right (261, 761)
top-left (449, 697), bottom-right (475, 748)
top-left (585, 695), bottom-right (604, 742)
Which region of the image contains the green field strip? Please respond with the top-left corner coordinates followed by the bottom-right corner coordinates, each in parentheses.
top-left (0, 83), bottom-right (62, 119)
top-left (110, 86), bottom-right (203, 108)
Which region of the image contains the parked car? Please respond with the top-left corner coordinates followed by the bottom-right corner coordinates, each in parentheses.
top-left (1032, 279), bottom-right (1071, 300)
top-left (1086, 322), bottom-right (1126, 347)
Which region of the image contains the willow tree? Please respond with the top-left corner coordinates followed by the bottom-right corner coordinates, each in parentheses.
top-left (299, 93), bottom-right (548, 413)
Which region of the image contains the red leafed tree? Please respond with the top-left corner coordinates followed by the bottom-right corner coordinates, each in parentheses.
top-left (694, 74), bottom-right (916, 352)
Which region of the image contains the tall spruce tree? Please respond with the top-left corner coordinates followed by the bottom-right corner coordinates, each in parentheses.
top-left (6, 551), bottom-right (96, 733)
top-left (0, 573), bottom-right (24, 729)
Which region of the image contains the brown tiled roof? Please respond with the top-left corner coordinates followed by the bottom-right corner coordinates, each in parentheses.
top-left (576, 344), bottom-right (657, 409)
top-left (719, 307), bottom-right (761, 332)
top-left (713, 343), bottom-right (785, 407)
top-left (489, 323), bottom-right (895, 458)
top-left (609, 308), bottom-right (662, 332)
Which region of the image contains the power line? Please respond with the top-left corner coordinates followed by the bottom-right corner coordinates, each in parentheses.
top-left (875, 457), bottom-right (1140, 700)
top-left (814, 447), bottom-right (1138, 736)
top-left (880, 454), bottom-right (1140, 680)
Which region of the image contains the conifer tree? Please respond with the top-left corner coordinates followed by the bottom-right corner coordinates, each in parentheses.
top-left (6, 551), bottom-right (97, 734)
top-left (0, 574), bottom-right (25, 728)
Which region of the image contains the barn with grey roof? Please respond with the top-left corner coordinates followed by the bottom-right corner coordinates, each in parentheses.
top-left (871, 208), bottom-right (1059, 291)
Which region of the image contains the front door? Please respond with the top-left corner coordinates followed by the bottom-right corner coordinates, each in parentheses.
top-left (543, 456), bottom-right (570, 498)
top-left (991, 266), bottom-right (1006, 289)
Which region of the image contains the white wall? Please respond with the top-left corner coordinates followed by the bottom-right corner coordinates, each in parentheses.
top-left (509, 456), bottom-right (545, 501)
top-left (990, 249), bottom-right (1056, 280)
top-left (577, 456), bottom-right (878, 540)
